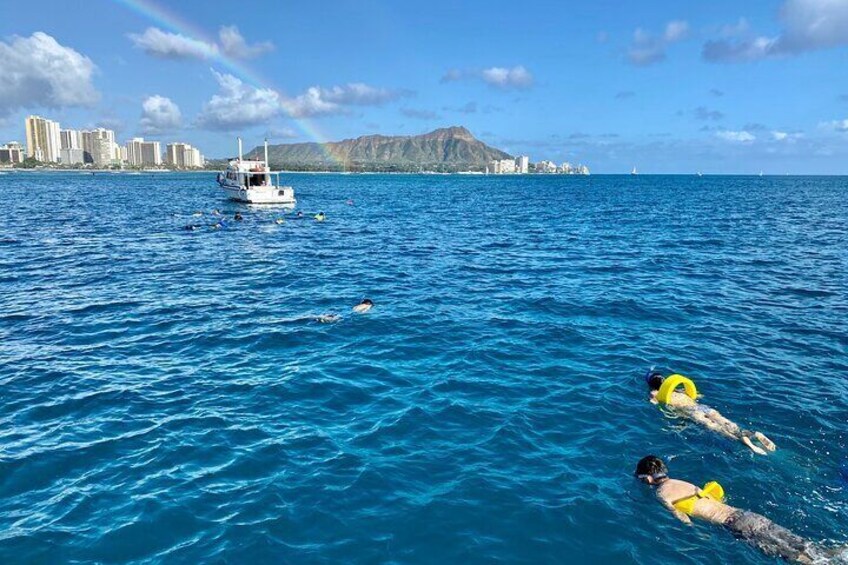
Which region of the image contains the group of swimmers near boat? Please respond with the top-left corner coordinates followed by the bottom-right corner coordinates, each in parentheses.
top-left (182, 209), bottom-right (326, 231)
top-left (637, 370), bottom-right (846, 562)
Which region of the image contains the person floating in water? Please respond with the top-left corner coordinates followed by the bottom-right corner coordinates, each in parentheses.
top-left (352, 298), bottom-right (373, 313)
top-left (275, 218), bottom-right (285, 225)
top-left (645, 370), bottom-right (776, 455)
top-left (314, 212), bottom-right (326, 222)
top-left (296, 211), bottom-right (304, 219)
top-left (233, 212), bottom-right (244, 221)
top-left (635, 456), bottom-right (845, 563)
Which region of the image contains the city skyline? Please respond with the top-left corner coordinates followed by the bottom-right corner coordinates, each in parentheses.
top-left (2, 0), bottom-right (848, 173)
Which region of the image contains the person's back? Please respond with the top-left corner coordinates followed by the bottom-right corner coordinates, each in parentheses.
top-left (635, 455), bottom-right (840, 563)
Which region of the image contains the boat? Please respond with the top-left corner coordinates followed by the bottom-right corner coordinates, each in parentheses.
top-left (631, 166), bottom-right (638, 175)
top-left (217, 138), bottom-right (296, 205)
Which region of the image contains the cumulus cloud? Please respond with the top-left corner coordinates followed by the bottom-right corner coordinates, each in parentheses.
top-left (140, 95), bottom-right (181, 134)
top-left (0, 32), bottom-right (98, 116)
top-left (400, 108), bottom-right (440, 120)
top-left (441, 65), bottom-right (534, 89)
top-left (197, 70), bottom-right (282, 129)
top-left (129, 27), bottom-right (217, 59)
top-left (627, 20), bottom-right (690, 66)
top-left (716, 130), bottom-right (756, 142)
top-left (129, 26), bottom-right (273, 60)
top-left (280, 83), bottom-right (411, 118)
top-left (218, 26), bottom-right (273, 59)
top-left (704, 0), bottom-right (848, 63)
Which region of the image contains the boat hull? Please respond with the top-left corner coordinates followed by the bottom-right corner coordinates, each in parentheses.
top-left (221, 184), bottom-right (296, 205)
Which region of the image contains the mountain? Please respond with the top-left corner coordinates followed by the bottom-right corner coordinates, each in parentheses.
top-left (246, 126), bottom-right (512, 172)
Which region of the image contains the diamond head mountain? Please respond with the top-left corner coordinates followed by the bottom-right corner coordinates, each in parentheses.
top-left (245, 126), bottom-right (512, 172)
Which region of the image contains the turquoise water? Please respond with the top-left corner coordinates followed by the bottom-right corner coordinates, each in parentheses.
top-left (1, 172), bottom-right (846, 563)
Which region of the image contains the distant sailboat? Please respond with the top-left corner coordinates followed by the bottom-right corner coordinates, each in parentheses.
top-left (631, 166), bottom-right (638, 175)
top-left (759, 170), bottom-right (764, 177)
top-left (697, 171), bottom-right (703, 177)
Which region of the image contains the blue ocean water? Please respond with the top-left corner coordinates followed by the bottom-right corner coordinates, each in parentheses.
top-left (0, 171), bottom-right (846, 563)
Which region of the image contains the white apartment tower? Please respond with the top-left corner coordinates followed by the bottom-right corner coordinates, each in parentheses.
top-left (166, 142), bottom-right (204, 169)
top-left (126, 138), bottom-right (162, 167)
top-left (25, 115), bottom-right (62, 162)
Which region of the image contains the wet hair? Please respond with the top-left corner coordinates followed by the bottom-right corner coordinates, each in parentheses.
top-left (647, 372), bottom-right (664, 391)
top-left (635, 455), bottom-right (668, 480)
top-left (361, 299), bottom-right (373, 306)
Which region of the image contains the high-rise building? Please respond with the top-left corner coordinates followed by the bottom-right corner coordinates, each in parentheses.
top-left (0, 142), bottom-right (25, 164)
top-left (515, 155), bottom-right (530, 174)
top-left (60, 148), bottom-right (85, 165)
top-left (60, 129), bottom-right (83, 151)
top-left (126, 138), bottom-right (162, 167)
top-left (166, 142), bottom-right (204, 169)
top-left (25, 115), bottom-right (62, 162)
top-left (81, 128), bottom-right (117, 165)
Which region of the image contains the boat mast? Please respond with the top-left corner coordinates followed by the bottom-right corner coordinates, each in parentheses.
top-left (264, 138), bottom-right (269, 172)
top-left (238, 137), bottom-right (243, 161)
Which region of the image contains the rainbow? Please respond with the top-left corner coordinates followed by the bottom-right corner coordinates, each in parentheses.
top-left (114, 0), bottom-right (343, 164)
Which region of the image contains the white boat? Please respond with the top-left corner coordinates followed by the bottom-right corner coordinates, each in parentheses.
top-left (631, 166), bottom-right (638, 175)
top-left (217, 138), bottom-right (296, 205)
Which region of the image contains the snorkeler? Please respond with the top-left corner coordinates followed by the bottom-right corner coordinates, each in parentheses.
top-left (314, 212), bottom-right (326, 222)
top-left (635, 456), bottom-right (845, 563)
top-left (296, 211), bottom-right (304, 219)
top-left (352, 298), bottom-right (373, 313)
top-left (275, 218), bottom-right (285, 225)
top-left (645, 370), bottom-right (776, 455)
top-left (233, 212), bottom-right (244, 221)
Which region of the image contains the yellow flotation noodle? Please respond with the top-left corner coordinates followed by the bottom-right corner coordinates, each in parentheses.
top-left (672, 481), bottom-right (726, 515)
top-left (656, 374), bottom-right (698, 405)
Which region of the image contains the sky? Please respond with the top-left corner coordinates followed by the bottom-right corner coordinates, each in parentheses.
top-left (2, 0), bottom-right (848, 173)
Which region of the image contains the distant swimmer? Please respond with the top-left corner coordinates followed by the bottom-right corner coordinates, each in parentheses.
top-left (352, 298), bottom-right (373, 313)
top-left (275, 218), bottom-right (285, 225)
top-left (645, 370), bottom-right (776, 455)
top-left (192, 211), bottom-right (203, 217)
top-left (315, 314), bottom-right (342, 324)
top-left (211, 222), bottom-right (223, 230)
top-left (211, 209), bottom-right (222, 216)
top-left (296, 211), bottom-right (304, 219)
top-left (234, 212), bottom-right (244, 221)
top-left (635, 456), bottom-right (846, 563)
top-left (314, 212), bottom-right (326, 222)
top-left (183, 224), bottom-right (200, 231)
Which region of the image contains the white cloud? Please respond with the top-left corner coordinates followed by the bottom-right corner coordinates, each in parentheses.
top-left (481, 66), bottom-right (533, 89)
top-left (128, 27), bottom-right (217, 59)
top-left (441, 65), bottom-right (534, 89)
top-left (820, 119), bottom-right (848, 132)
top-left (197, 70), bottom-right (282, 130)
top-left (716, 130), bottom-right (756, 142)
top-left (281, 83), bottom-right (412, 117)
top-left (218, 26), bottom-right (273, 59)
top-left (0, 32), bottom-right (99, 116)
top-left (664, 20), bottom-right (690, 42)
top-left (627, 21), bottom-right (690, 66)
top-left (704, 0), bottom-right (848, 63)
top-left (129, 26), bottom-right (273, 60)
top-left (140, 95), bottom-right (181, 134)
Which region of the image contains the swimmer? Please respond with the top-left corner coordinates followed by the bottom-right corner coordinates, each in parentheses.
top-left (275, 218), bottom-right (285, 225)
top-left (211, 209), bottom-right (222, 216)
top-left (211, 222), bottom-right (223, 230)
top-left (234, 212), bottom-right (244, 221)
top-left (296, 211), bottom-right (304, 219)
top-left (314, 212), bottom-right (326, 222)
top-left (352, 298), bottom-right (373, 313)
top-left (192, 211), bottom-right (203, 217)
top-left (314, 314), bottom-right (341, 324)
top-left (646, 370), bottom-right (776, 455)
top-left (183, 224), bottom-right (200, 231)
top-left (635, 456), bottom-right (845, 563)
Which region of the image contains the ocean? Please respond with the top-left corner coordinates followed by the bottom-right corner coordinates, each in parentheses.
top-left (1, 172), bottom-right (846, 563)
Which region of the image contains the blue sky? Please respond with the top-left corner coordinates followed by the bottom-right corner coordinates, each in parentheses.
top-left (2, 0), bottom-right (848, 173)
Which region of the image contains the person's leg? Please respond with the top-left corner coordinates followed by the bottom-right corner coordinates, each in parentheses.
top-left (726, 511), bottom-right (814, 562)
